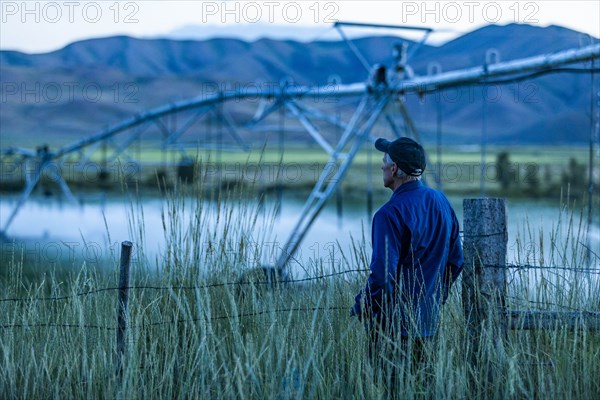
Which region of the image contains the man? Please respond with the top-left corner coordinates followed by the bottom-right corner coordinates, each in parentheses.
top-left (351, 137), bottom-right (464, 375)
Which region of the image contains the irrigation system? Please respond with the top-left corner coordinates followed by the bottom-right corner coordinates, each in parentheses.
top-left (1, 22), bottom-right (599, 274)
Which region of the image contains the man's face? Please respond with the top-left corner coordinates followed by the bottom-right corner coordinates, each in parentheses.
top-left (381, 155), bottom-right (396, 189)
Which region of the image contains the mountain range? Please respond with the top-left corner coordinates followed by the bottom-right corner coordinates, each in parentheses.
top-left (1, 23), bottom-right (598, 146)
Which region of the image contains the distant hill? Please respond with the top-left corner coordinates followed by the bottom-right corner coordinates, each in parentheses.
top-left (1, 23), bottom-right (598, 146)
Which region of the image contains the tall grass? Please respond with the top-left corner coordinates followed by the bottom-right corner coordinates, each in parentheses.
top-left (1, 175), bottom-right (599, 399)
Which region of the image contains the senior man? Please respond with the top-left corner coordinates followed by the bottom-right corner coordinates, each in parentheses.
top-left (351, 137), bottom-right (464, 382)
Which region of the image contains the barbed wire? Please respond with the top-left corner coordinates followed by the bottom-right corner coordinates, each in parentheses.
top-left (0, 287), bottom-right (124, 303)
top-left (144, 306), bottom-right (350, 326)
top-left (504, 295), bottom-right (597, 313)
top-left (481, 263), bottom-right (600, 273)
top-left (0, 269), bottom-right (370, 303)
top-left (0, 305), bottom-right (350, 330)
top-left (0, 322), bottom-right (116, 330)
top-left (2, 262), bottom-right (599, 304)
top-left (461, 232), bottom-right (506, 239)
top-left (3, 301), bottom-right (598, 331)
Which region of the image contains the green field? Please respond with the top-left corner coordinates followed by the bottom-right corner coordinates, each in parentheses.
top-left (1, 144), bottom-right (596, 203)
top-left (62, 143), bottom-right (591, 166)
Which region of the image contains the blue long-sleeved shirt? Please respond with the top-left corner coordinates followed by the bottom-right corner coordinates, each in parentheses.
top-left (352, 180), bottom-right (463, 337)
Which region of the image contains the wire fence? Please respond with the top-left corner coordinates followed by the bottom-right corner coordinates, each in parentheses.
top-left (2, 263), bottom-right (599, 304)
top-left (1, 263), bottom-right (599, 331)
top-left (0, 307), bottom-right (352, 331)
top-left (0, 268), bottom-right (370, 303)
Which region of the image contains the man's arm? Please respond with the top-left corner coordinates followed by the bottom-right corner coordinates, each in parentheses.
top-left (442, 211), bottom-right (464, 303)
top-left (351, 210), bottom-right (401, 319)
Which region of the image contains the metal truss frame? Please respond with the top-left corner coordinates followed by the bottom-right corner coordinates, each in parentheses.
top-left (1, 43), bottom-right (599, 274)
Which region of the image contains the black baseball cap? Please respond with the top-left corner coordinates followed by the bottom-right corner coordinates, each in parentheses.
top-left (375, 137), bottom-right (426, 176)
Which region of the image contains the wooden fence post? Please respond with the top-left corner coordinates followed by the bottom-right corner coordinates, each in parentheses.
top-left (462, 199), bottom-right (508, 355)
top-left (116, 240), bottom-right (133, 379)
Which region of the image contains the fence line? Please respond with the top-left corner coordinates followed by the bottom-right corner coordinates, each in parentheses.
top-left (0, 269), bottom-right (372, 303)
top-left (505, 263), bottom-right (600, 273)
top-left (504, 296), bottom-right (596, 312)
top-left (0, 322), bottom-right (117, 330)
top-left (3, 301), bottom-right (599, 331)
top-left (2, 263), bottom-right (598, 304)
top-left (0, 305), bottom-right (350, 330)
top-left (507, 310), bottom-right (600, 330)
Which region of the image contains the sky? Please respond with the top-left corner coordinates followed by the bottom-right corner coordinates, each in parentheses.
top-left (0, 1), bottom-right (599, 53)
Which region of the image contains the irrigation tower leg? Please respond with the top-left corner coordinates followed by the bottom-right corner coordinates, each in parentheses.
top-left (274, 93), bottom-right (391, 271)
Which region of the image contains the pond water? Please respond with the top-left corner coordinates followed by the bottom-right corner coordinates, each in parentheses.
top-left (1, 191), bottom-right (599, 278)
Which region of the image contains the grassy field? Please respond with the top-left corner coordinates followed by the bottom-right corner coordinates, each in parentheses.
top-left (1, 182), bottom-right (599, 399)
top-left (1, 144), bottom-right (597, 203)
